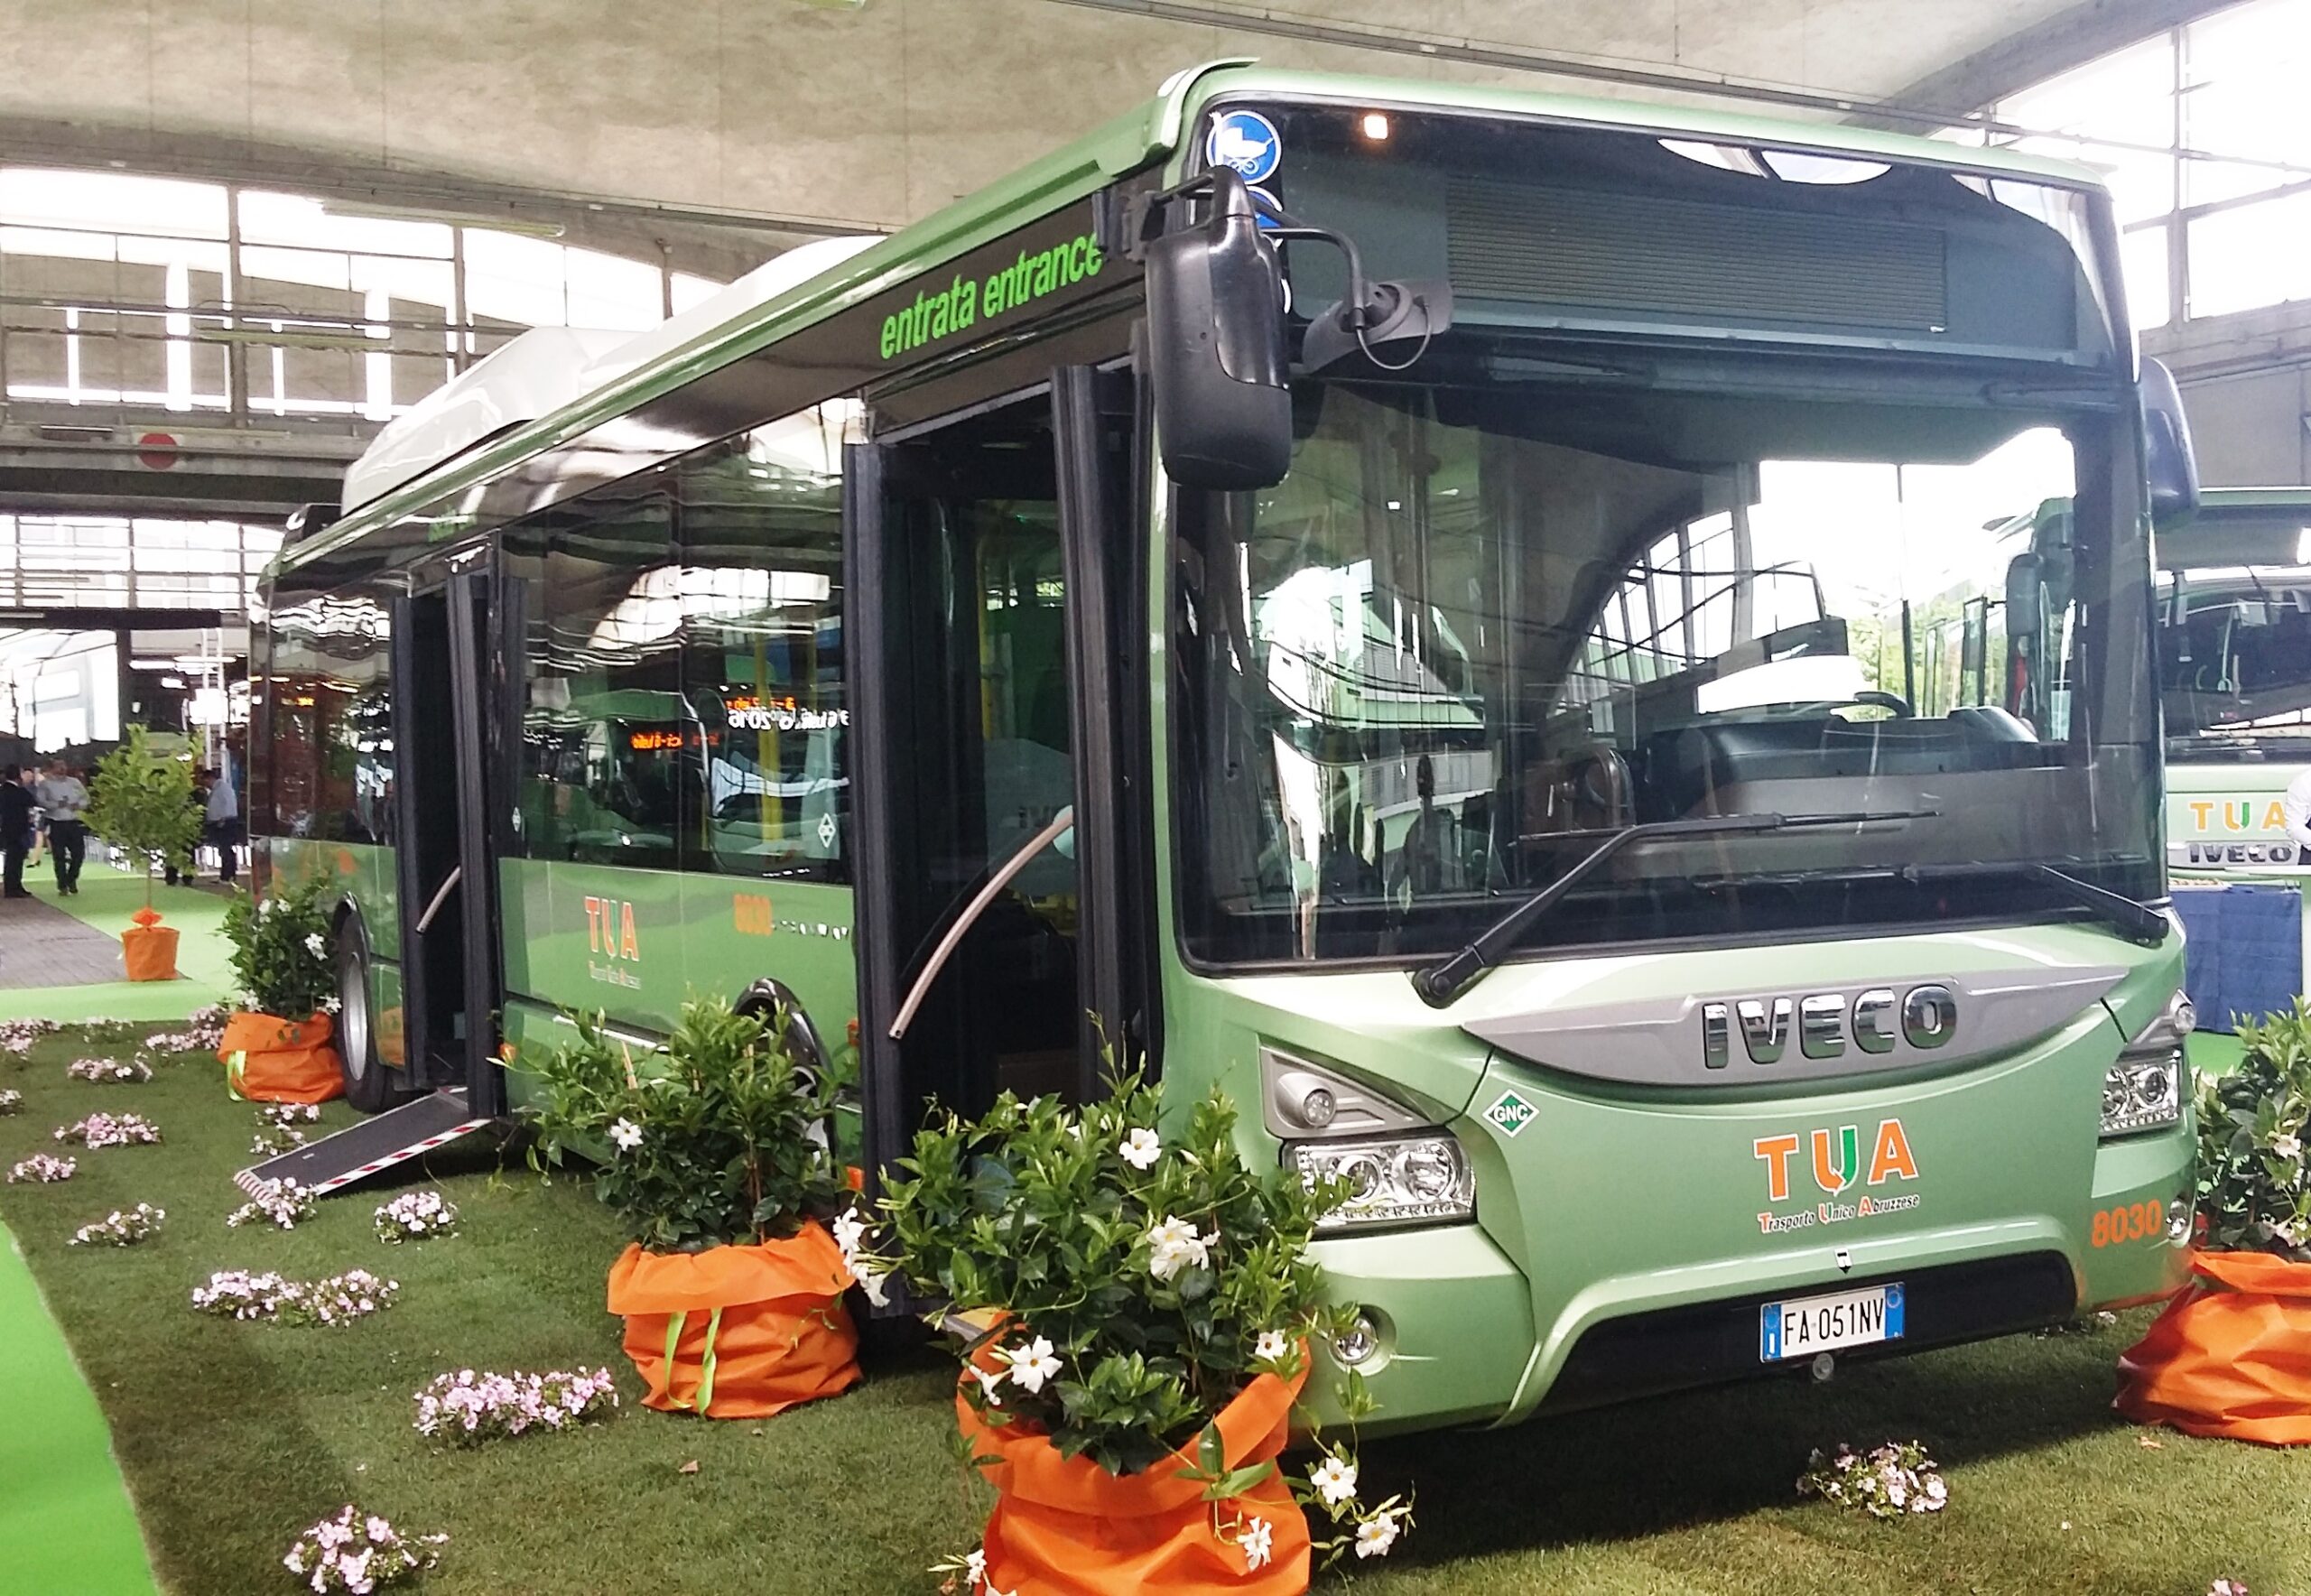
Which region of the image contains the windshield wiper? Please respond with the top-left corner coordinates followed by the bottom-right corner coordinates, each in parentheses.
top-left (1908, 861), bottom-right (2169, 948)
top-left (1683, 858), bottom-right (2170, 949)
top-left (1410, 808), bottom-right (1936, 1008)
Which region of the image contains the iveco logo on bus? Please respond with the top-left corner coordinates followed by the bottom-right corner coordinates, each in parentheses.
top-left (1701, 983), bottom-right (1958, 1068)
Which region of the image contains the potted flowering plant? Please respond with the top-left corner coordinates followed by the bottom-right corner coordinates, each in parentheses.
top-left (84, 726), bottom-right (201, 980)
top-left (2120, 998), bottom-right (2311, 1443)
top-left (218, 871), bottom-right (342, 1103)
top-left (874, 1069), bottom-right (1407, 1596)
top-left (524, 998), bottom-right (859, 1419)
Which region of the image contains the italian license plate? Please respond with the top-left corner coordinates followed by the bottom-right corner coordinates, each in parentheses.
top-left (1759, 1282), bottom-right (1905, 1362)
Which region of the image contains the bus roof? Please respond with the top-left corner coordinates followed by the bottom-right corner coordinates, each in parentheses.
top-left (277, 61), bottom-right (2111, 579)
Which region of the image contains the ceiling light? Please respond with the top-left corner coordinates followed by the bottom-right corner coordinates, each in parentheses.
top-left (1361, 112), bottom-right (1391, 141)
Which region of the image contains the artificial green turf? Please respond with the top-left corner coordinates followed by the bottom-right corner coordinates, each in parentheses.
top-left (0, 863), bottom-right (233, 1024)
top-left (0, 1218), bottom-right (159, 1596)
top-left (4, 1024), bottom-right (2310, 1595)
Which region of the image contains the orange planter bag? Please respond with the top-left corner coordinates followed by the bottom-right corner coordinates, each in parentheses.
top-left (606, 1224), bottom-right (859, 1419)
top-left (219, 1011), bottom-right (343, 1104)
top-left (957, 1358), bottom-right (1313, 1596)
top-left (2118, 1250), bottom-right (2311, 1444)
top-left (121, 909), bottom-right (178, 982)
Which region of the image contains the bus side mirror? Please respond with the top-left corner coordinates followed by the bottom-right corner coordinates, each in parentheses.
top-left (1143, 168), bottom-right (1292, 491)
top-left (2141, 357), bottom-right (2200, 520)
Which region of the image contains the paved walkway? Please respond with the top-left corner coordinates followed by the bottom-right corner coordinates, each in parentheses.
top-left (0, 864), bottom-right (233, 1022)
top-left (0, 892), bottom-right (132, 988)
top-left (0, 1222), bottom-right (160, 1595)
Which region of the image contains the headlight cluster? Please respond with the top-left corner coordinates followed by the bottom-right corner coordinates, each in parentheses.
top-left (1289, 1132), bottom-right (1475, 1231)
top-left (2101, 991), bottom-right (2192, 1139)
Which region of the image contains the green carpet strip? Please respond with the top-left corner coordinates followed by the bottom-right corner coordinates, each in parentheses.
top-left (0, 1221), bottom-right (160, 1595)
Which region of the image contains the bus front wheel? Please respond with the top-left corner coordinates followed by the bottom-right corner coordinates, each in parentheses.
top-left (335, 915), bottom-right (392, 1113)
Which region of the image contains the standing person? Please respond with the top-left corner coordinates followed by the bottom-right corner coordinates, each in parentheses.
top-left (0, 766), bottom-right (32, 900)
top-left (34, 756), bottom-right (88, 895)
top-left (204, 756), bottom-right (240, 886)
top-left (166, 769), bottom-right (208, 887)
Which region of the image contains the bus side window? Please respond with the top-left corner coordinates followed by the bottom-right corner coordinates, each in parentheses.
top-left (517, 496), bottom-right (682, 870)
top-left (676, 404), bottom-right (856, 882)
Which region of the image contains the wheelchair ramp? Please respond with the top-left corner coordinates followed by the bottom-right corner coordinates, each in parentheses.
top-left (235, 1088), bottom-right (493, 1197)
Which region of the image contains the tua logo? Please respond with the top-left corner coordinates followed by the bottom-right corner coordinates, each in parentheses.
top-left (584, 895), bottom-right (641, 962)
top-left (1753, 1119), bottom-right (1917, 1201)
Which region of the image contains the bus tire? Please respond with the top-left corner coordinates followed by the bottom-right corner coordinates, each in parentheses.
top-left (335, 914), bottom-right (393, 1113)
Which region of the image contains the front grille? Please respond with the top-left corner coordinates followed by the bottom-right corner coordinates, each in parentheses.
top-left (1447, 177), bottom-right (1948, 332)
top-left (1536, 1250), bottom-right (2074, 1414)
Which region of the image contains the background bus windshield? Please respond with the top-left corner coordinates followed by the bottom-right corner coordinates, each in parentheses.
top-left (1174, 376), bottom-right (2158, 965)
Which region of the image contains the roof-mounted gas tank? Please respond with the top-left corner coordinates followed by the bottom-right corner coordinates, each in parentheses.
top-left (338, 325), bottom-right (634, 515)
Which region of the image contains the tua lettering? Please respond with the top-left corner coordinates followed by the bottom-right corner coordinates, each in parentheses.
top-left (1752, 1118), bottom-right (1917, 1202)
top-left (584, 895), bottom-right (641, 962)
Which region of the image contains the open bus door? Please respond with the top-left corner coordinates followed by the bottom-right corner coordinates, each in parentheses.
top-left (849, 367), bottom-right (1149, 1192)
top-left (239, 564), bottom-right (501, 1196)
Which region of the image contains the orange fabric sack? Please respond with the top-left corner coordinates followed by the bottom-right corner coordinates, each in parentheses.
top-left (219, 1011), bottom-right (344, 1104)
top-left (121, 910), bottom-right (179, 982)
top-left (606, 1224), bottom-right (859, 1419)
top-left (958, 1358), bottom-right (1313, 1596)
top-left (2118, 1250), bottom-right (2311, 1444)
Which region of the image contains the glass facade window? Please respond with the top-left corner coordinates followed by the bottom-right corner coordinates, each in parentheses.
top-left (1971, 0), bottom-right (2311, 329)
top-left (0, 167), bottom-right (724, 423)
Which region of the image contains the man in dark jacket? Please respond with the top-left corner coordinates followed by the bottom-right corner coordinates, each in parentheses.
top-left (0, 766), bottom-right (34, 899)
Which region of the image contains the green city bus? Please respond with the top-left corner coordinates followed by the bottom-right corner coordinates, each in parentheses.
top-left (2153, 487), bottom-right (2311, 1069)
top-left (252, 61), bottom-right (2200, 1433)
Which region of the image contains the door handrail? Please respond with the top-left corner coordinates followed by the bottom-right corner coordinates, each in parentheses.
top-left (414, 866), bottom-right (463, 935)
top-left (888, 806), bottom-right (1073, 1042)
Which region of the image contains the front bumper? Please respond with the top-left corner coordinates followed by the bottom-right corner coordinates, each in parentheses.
top-left (1297, 1078), bottom-right (2193, 1434)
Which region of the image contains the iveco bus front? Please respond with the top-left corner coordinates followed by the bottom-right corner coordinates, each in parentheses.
top-left (1141, 91), bottom-right (2195, 1427)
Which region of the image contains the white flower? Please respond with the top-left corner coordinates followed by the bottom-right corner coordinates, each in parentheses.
top-left (1119, 1127), bottom-right (1162, 1170)
top-left (2274, 1132), bottom-right (2303, 1162)
top-left (608, 1118), bottom-right (644, 1151)
top-left (1003, 1335), bottom-right (1063, 1395)
top-left (1354, 1508), bottom-right (1401, 1559)
top-left (1240, 1517), bottom-right (1275, 1572)
top-left (320, 996), bottom-right (342, 1015)
top-left (830, 1209), bottom-right (867, 1256)
top-left (1144, 1215), bottom-right (1211, 1283)
top-left (1922, 1476), bottom-right (1948, 1510)
top-left (1309, 1453), bottom-right (1358, 1507)
top-left (971, 1365), bottom-right (1006, 1408)
top-left (1253, 1330), bottom-right (1289, 1365)
top-left (304, 933), bottom-right (327, 958)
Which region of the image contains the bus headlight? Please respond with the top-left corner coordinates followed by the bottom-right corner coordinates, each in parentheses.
top-left (2102, 991), bottom-right (2192, 1138)
top-left (1290, 1133), bottom-right (1475, 1231)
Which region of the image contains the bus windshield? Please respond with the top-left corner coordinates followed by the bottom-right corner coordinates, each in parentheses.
top-left (2160, 564), bottom-right (2311, 763)
top-left (1174, 369), bottom-right (2158, 966)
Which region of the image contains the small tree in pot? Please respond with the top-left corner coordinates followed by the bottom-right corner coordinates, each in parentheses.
top-left (870, 1069), bottom-right (1409, 1595)
top-left (218, 870), bottom-right (343, 1102)
top-left (84, 725), bottom-right (202, 979)
top-left (2121, 998), bottom-right (2311, 1443)
top-left (524, 998), bottom-right (859, 1418)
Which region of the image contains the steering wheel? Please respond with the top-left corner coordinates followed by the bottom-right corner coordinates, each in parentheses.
top-left (1849, 690), bottom-right (1913, 717)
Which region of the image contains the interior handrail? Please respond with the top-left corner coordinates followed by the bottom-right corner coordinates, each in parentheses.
top-left (888, 806), bottom-right (1074, 1043)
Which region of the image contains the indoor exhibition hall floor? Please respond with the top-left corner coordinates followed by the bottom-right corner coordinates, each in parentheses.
top-left (0, 863), bottom-right (232, 1022)
top-left (4, 1017), bottom-right (2311, 1594)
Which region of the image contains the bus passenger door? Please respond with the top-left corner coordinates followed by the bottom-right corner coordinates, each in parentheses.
top-left (390, 569), bottom-right (505, 1113)
top-left (849, 374), bottom-right (1144, 1180)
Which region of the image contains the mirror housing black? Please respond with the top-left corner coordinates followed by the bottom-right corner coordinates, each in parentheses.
top-left (2140, 356), bottom-right (2200, 520)
top-left (1142, 169), bottom-right (1292, 491)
